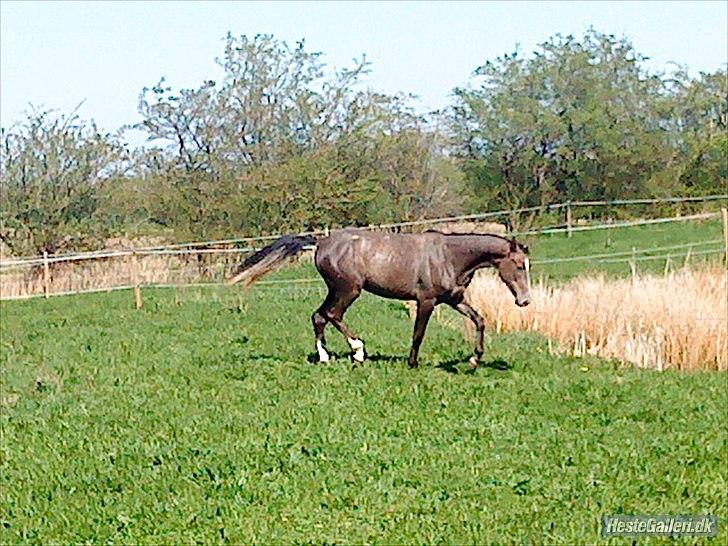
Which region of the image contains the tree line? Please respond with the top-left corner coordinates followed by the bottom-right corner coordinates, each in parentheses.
top-left (1, 29), bottom-right (726, 256)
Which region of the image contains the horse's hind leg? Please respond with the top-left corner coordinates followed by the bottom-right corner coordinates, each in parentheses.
top-left (311, 291), bottom-right (335, 362)
top-left (320, 285), bottom-right (365, 363)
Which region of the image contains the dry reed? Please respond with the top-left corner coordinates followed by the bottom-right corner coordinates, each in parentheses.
top-left (0, 251), bottom-right (239, 299)
top-left (464, 267), bottom-right (727, 371)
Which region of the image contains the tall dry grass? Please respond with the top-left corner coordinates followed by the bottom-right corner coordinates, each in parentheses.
top-left (465, 267), bottom-right (727, 371)
top-left (0, 252), bottom-right (239, 300)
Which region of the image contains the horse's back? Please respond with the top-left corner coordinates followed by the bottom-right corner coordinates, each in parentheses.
top-left (317, 229), bottom-right (444, 262)
top-left (315, 230), bottom-right (448, 299)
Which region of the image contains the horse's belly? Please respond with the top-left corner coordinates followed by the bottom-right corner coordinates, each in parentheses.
top-left (363, 279), bottom-right (415, 300)
top-left (363, 253), bottom-right (439, 300)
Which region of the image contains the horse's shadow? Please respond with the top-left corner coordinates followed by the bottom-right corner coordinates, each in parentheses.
top-left (306, 352), bottom-right (402, 364)
top-left (306, 351), bottom-right (355, 364)
top-left (367, 353), bottom-right (403, 364)
top-left (436, 357), bottom-right (512, 374)
top-left (306, 351), bottom-right (511, 373)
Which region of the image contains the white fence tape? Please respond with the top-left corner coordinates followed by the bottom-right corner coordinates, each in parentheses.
top-left (532, 239), bottom-right (723, 265)
top-left (2, 212), bottom-right (722, 270)
top-left (2, 194), bottom-right (725, 268)
top-left (518, 212), bottom-right (720, 236)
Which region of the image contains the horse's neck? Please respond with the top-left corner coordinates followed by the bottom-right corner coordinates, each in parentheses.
top-left (446, 234), bottom-right (508, 274)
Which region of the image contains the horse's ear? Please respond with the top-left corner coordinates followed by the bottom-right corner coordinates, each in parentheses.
top-left (509, 237), bottom-right (518, 252)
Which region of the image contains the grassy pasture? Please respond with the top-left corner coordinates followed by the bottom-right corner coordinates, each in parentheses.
top-left (1, 281), bottom-right (726, 544)
top-left (526, 217), bottom-right (724, 282)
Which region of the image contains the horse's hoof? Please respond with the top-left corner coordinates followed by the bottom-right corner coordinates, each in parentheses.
top-left (316, 341), bottom-right (330, 363)
top-left (348, 338), bottom-right (365, 363)
top-left (469, 356), bottom-right (480, 369)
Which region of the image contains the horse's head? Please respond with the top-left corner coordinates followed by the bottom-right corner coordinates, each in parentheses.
top-left (497, 237), bottom-right (532, 307)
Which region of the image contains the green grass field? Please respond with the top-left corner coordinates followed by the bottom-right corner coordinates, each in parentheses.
top-left (528, 217), bottom-right (724, 282)
top-left (1, 275), bottom-right (726, 543)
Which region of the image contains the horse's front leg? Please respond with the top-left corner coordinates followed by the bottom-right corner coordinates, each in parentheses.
top-left (408, 299), bottom-right (435, 368)
top-left (449, 300), bottom-right (486, 368)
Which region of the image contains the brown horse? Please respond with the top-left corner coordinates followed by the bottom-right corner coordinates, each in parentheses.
top-left (228, 229), bottom-right (531, 368)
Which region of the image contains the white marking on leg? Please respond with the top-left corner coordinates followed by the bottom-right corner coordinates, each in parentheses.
top-left (348, 338), bottom-right (365, 362)
top-left (316, 340), bottom-right (330, 362)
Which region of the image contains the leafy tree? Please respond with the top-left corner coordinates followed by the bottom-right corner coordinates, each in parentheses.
top-left (130, 33), bottom-right (465, 240)
top-left (0, 109), bottom-right (127, 255)
top-left (657, 68), bottom-right (727, 197)
top-left (3, 30), bottom-right (723, 256)
top-left (448, 29), bottom-right (725, 225)
top-left (136, 33), bottom-right (406, 173)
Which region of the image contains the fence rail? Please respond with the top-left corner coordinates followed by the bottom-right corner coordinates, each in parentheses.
top-left (2, 195), bottom-right (726, 269)
top-left (1, 195), bottom-right (726, 302)
top-left (3, 193), bottom-right (725, 267)
top-left (518, 211), bottom-right (721, 236)
top-left (532, 239), bottom-right (723, 264)
top-left (2, 243), bottom-right (725, 302)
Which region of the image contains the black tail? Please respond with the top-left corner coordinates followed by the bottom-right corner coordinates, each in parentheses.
top-left (226, 234), bottom-right (317, 287)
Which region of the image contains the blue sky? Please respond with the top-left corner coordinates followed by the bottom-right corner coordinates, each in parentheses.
top-left (2, 0), bottom-right (726, 145)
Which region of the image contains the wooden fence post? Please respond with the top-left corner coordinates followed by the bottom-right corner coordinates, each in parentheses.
top-left (43, 250), bottom-right (50, 298)
top-left (722, 208), bottom-right (728, 267)
top-left (605, 224), bottom-right (612, 248)
top-left (131, 251), bottom-right (143, 310)
top-left (566, 201), bottom-right (573, 239)
top-left (629, 247), bottom-right (637, 280)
